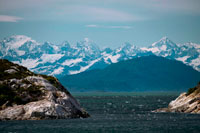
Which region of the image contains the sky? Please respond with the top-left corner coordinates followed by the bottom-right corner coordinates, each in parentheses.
top-left (0, 0), bottom-right (200, 48)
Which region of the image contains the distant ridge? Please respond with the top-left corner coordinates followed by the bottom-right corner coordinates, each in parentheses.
top-left (59, 55), bottom-right (200, 92)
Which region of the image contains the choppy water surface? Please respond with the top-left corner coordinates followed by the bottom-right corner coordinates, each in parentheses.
top-left (1, 92), bottom-right (200, 133)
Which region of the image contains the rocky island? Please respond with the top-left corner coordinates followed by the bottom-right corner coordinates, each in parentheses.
top-left (154, 82), bottom-right (200, 113)
top-left (0, 59), bottom-right (89, 120)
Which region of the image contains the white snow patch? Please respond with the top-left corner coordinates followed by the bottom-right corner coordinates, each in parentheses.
top-left (151, 42), bottom-right (157, 47)
top-left (21, 58), bottom-right (39, 69)
top-left (16, 50), bottom-right (25, 56)
top-left (7, 35), bottom-right (31, 49)
top-left (163, 54), bottom-right (169, 57)
top-left (62, 58), bottom-right (82, 66)
top-left (190, 55), bottom-right (200, 66)
top-left (141, 47), bottom-right (160, 53)
top-left (51, 67), bottom-right (64, 75)
top-left (106, 54), bottom-right (121, 63)
top-left (140, 47), bottom-right (149, 51)
top-left (160, 45), bottom-right (167, 51)
top-left (101, 52), bottom-right (112, 64)
top-left (116, 47), bottom-right (122, 53)
top-left (41, 54), bottom-right (64, 63)
top-left (195, 44), bottom-right (200, 49)
top-left (101, 52), bottom-right (110, 57)
top-left (101, 52), bottom-right (121, 64)
top-left (148, 47), bottom-right (160, 53)
top-left (103, 58), bottom-right (111, 64)
top-left (52, 45), bottom-right (59, 51)
top-left (69, 58), bottom-right (100, 75)
top-left (140, 45), bottom-right (160, 53)
top-left (175, 56), bottom-right (190, 63)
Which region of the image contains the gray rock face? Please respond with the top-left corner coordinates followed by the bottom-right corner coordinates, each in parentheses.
top-left (0, 92), bottom-right (88, 120)
top-left (153, 83), bottom-right (200, 114)
top-left (0, 59), bottom-right (89, 120)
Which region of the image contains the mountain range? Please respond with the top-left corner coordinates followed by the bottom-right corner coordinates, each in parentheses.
top-left (59, 55), bottom-right (200, 92)
top-left (0, 35), bottom-right (199, 77)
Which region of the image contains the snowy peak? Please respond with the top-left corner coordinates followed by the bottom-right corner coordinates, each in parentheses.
top-left (121, 42), bottom-right (136, 50)
top-left (0, 35), bottom-right (40, 57)
top-left (8, 35), bottom-right (31, 42)
top-left (74, 38), bottom-right (101, 57)
top-left (40, 42), bottom-right (57, 54)
top-left (151, 36), bottom-right (177, 48)
top-left (61, 41), bottom-right (70, 47)
top-left (76, 38), bottom-right (99, 50)
top-left (141, 37), bottom-right (179, 54)
top-left (157, 36), bottom-right (169, 43)
top-left (152, 36), bottom-right (169, 46)
top-left (2, 35), bottom-right (33, 49)
top-left (115, 42), bottom-right (142, 57)
top-left (60, 41), bottom-right (71, 53)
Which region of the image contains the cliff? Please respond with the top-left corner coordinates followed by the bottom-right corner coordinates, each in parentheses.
top-left (0, 59), bottom-right (89, 120)
top-left (154, 82), bottom-right (200, 113)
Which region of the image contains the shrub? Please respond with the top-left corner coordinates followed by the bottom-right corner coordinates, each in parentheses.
top-left (186, 87), bottom-right (198, 96)
top-left (41, 74), bottom-right (60, 88)
top-left (0, 84), bottom-right (15, 106)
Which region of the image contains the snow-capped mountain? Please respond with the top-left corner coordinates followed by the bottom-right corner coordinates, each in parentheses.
top-left (141, 37), bottom-right (200, 71)
top-left (0, 35), bottom-right (40, 58)
top-left (0, 36), bottom-right (106, 76)
top-left (0, 35), bottom-right (199, 77)
top-left (141, 37), bottom-right (178, 56)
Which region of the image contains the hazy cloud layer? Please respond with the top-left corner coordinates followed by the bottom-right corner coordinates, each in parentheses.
top-left (0, 0), bottom-right (199, 22)
top-left (0, 15), bottom-right (23, 22)
top-left (86, 25), bottom-right (132, 29)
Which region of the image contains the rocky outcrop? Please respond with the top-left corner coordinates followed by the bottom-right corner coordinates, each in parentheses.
top-left (154, 82), bottom-right (200, 114)
top-left (0, 59), bottom-right (89, 120)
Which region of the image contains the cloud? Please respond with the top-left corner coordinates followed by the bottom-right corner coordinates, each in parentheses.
top-left (82, 7), bottom-right (140, 22)
top-left (85, 25), bottom-right (132, 29)
top-left (1, 0), bottom-right (199, 23)
top-left (86, 24), bottom-right (98, 28)
top-left (0, 15), bottom-right (23, 22)
top-left (59, 6), bottom-right (145, 22)
top-left (108, 26), bottom-right (132, 29)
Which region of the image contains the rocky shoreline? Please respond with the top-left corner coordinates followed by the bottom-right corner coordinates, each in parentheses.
top-left (153, 82), bottom-right (200, 114)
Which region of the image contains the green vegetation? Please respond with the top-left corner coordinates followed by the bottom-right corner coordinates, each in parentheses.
top-left (0, 59), bottom-right (57, 108)
top-left (0, 59), bottom-right (69, 109)
top-left (0, 59), bottom-right (34, 80)
top-left (41, 74), bottom-right (60, 88)
top-left (186, 87), bottom-right (198, 96)
top-left (186, 82), bottom-right (200, 96)
top-left (0, 82), bottom-right (44, 108)
top-left (41, 74), bottom-right (70, 95)
top-left (0, 84), bottom-right (15, 107)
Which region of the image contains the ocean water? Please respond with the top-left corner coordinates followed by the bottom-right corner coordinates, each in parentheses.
top-left (1, 92), bottom-right (200, 133)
